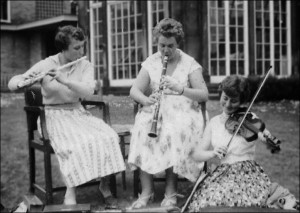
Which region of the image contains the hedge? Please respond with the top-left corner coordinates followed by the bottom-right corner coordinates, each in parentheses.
top-left (247, 75), bottom-right (300, 101)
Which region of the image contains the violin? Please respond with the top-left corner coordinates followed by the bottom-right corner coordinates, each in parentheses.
top-left (225, 107), bottom-right (281, 153)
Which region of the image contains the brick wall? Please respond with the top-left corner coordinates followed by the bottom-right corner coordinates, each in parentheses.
top-left (10, 1), bottom-right (36, 24)
top-left (0, 31), bottom-right (30, 75)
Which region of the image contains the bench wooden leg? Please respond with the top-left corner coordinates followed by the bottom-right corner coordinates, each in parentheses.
top-left (133, 170), bottom-right (140, 197)
top-left (109, 174), bottom-right (117, 197)
top-left (44, 148), bottom-right (53, 204)
top-left (28, 146), bottom-right (36, 194)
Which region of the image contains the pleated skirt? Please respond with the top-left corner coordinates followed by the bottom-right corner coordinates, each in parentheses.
top-left (38, 103), bottom-right (126, 187)
top-left (188, 160), bottom-right (271, 212)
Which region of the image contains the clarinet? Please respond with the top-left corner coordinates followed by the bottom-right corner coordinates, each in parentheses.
top-left (148, 55), bottom-right (169, 138)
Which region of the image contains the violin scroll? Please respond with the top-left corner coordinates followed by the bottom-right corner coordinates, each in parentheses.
top-left (265, 135), bottom-right (281, 154)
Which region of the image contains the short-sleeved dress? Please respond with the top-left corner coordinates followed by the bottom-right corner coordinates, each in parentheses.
top-left (25, 54), bottom-right (126, 187)
top-left (188, 112), bottom-right (271, 211)
top-left (128, 50), bottom-right (207, 182)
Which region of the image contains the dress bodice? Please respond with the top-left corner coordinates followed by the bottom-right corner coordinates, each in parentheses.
top-left (209, 112), bottom-right (257, 164)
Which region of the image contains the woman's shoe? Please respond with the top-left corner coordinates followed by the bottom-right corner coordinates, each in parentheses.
top-left (130, 192), bottom-right (154, 209)
top-left (63, 188), bottom-right (77, 205)
top-left (161, 193), bottom-right (179, 207)
top-left (63, 197), bottom-right (77, 205)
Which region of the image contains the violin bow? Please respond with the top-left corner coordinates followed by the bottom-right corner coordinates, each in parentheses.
top-left (226, 66), bottom-right (273, 149)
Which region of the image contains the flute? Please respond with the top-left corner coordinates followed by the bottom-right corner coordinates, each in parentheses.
top-left (17, 56), bottom-right (87, 88)
top-left (148, 55), bottom-right (169, 138)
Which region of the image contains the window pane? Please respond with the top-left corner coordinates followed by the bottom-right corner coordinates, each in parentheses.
top-left (219, 60), bottom-right (226, 75)
top-left (264, 46), bottom-right (270, 58)
top-left (257, 61), bottom-right (262, 75)
top-left (211, 43), bottom-right (217, 58)
top-left (230, 61), bottom-right (237, 75)
top-left (257, 45), bottom-right (262, 59)
top-left (238, 28), bottom-right (243, 42)
top-left (210, 9), bottom-right (217, 24)
top-left (219, 43), bottom-right (225, 59)
top-left (238, 60), bottom-right (244, 75)
top-left (230, 27), bottom-right (236, 41)
top-left (264, 28), bottom-right (270, 43)
top-left (230, 10), bottom-right (236, 25)
top-left (218, 10), bottom-right (225, 25)
top-left (264, 12), bottom-right (269, 27)
top-left (237, 11), bottom-right (243, 26)
top-left (256, 12), bottom-right (262, 27)
top-left (211, 60), bottom-right (217, 75)
top-left (211, 27), bottom-right (217, 42)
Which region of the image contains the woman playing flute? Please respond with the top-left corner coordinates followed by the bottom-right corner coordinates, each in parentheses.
top-left (8, 25), bottom-right (125, 206)
top-left (127, 18), bottom-right (209, 209)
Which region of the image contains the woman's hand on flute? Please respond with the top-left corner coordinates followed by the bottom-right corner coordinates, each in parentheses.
top-left (47, 69), bottom-right (68, 85)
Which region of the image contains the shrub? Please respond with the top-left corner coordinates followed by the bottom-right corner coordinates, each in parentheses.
top-left (247, 75), bottom-right (300, 101)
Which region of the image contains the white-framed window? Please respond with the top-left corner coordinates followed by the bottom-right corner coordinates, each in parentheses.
top-left (208, 0), bottom-right (249, 83)
top-left (254, 0), bottom-right (291, 76)
top-left (107, 1), bottom-right (145, 86)
top-left (90, 0), bottom-right (169, 87)
top-left (147, 1), bottom-right (169, 55)
top-left (0, 0), bottom-right (11, 23)
top-left (90, 1), bottom-right (105, 81)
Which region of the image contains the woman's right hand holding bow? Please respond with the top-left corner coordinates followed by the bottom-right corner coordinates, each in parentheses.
top-left (213, 146), bottom-right (228, 159)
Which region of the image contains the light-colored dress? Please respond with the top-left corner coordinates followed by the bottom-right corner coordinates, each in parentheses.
top-left (128, 50), bottom-right (207, 182)
top-left (24, 54), bottom-right (125, 187)
top-left (188, 112), bottom-right (271, 211)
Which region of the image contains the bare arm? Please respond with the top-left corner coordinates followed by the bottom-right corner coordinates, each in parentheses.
top-left (129, 67), bottom-right (158, 106)
top-left (191, 122), bottom-right (215, 162)
top-left (191, 121), bottom-right (228, 162)
top-left (186, 67), bottom-right (209, 102)
top-left (162, 67), bottom-right (208, 102)
top-left (7, 74), bottom-right (27, 92)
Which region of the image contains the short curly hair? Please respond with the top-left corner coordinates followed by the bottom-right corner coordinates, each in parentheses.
top-left (152, 18), bottom-right (184, 44)
top-left (54, 25), bottom-right (85, 51)
top-left (218, 75), bottom-right (251, 104)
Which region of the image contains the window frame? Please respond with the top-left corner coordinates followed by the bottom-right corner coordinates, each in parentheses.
top-left (0, 0), bottom-right (11, 23)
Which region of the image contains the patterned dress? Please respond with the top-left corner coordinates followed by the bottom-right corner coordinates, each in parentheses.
top-left (188, 112), bottom-right (271, 211)
top-left (25, 54), bottom-right (126, 187)
top-left (128, 50), bottom-right (207, 182)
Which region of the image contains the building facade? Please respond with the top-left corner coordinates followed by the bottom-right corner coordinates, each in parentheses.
top-left (0, 0), bottom-right (78, 91)
top-left (1, 0), bottom-right (299, 94)
top-left (83, 0), bottom-right (299, 94)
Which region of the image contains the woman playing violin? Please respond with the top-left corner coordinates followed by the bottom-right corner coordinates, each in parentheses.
top-left (188, 75), bottom-right (297, 211)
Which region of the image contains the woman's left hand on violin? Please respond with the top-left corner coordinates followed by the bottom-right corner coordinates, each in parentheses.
top-left (161, 76), bottom-right (183, 93)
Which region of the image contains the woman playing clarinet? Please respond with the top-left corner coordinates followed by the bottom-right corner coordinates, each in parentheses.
top-left (8, 25), bottom-right (125, 207)
top-left (188, 75), bottom-right (298, 211)
top-left (128, 18), bottom-right (209, 209)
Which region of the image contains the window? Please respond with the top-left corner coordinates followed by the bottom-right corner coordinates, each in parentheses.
top-left (90, 1), bottom-right (169, 87)
top-left (90, 1), bottom-right (105, 81)
top-left (208, 0), bottom-right (249, 82)
top-left (107, 1), bottom-right (145, 85)
top-left (36, 0), bottom-right (64, 20)
top-left (0, 0), bottom-right (10, 23)
top-left (147, 1), bottom-right (169, 55)
top-left (254, 0), bottom-right (290, 76)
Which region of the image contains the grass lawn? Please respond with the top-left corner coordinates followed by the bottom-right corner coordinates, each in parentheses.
top-left (1, 92), bottom-right (299, 210)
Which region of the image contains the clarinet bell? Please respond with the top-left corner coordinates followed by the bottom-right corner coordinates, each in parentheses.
top-left (148, 121), bottom-right (158, 138)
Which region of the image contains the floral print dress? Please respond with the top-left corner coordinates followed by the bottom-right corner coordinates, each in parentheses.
top-left (188, 112), bottom-right (271, 211)
top-left (128, 50), bottom-right (207, 182)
